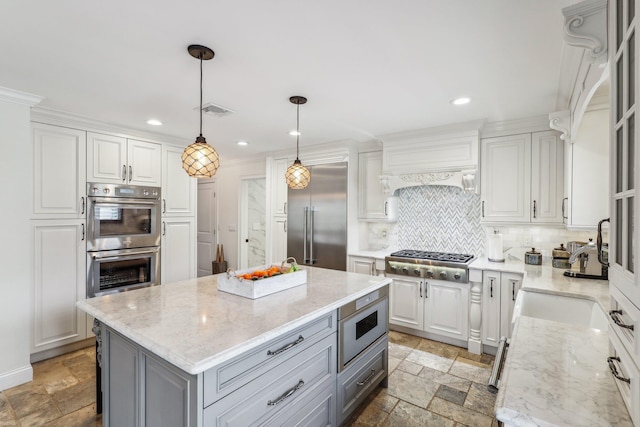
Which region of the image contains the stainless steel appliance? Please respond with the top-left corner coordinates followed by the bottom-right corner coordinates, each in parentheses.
top-left (86, 183), bottom-right (162, 297)
top-left (287, 162), bottom-right (347, 270)
top-left (384, 250), bottom-right (474, 282)
top-left (338, 286), bottom-right (389, 371)
top-left (86, 182), bottom-right (161, 251)
top-left (87, 247), bottom-right (160, 298)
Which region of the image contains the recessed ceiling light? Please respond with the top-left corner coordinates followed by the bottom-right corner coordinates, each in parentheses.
top-left (451, 97), bottom-right (471, 106)
top-left (289, 130), bottom-right (301, 136)
top-left (237, 141), bottom-right (248, 146)
top-left (147, 119), bottom-right (163, 126)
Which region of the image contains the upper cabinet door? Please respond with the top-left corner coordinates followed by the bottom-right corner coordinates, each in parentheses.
top-left (32, 123), bottom-right (86, 218)
top-left (162, 145), bottom-right (196, 216)
top-left (358, 151), bottom-right (387, 220)
top-left (531, 131), bottom-right (564, 223)
top-left (272, 157), bottom-right (289, 217)
top-left (481, 134), bottom-right (532, 222)
top-left (127, 139), bottom-right (161, 186)
top-left (87, 132), bottom-right (127, 184)
top-left (610, 0), bottom-right (639, 308)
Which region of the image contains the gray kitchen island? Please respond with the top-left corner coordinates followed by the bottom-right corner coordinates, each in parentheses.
top-left (77, 267), bottom-right (391, 427)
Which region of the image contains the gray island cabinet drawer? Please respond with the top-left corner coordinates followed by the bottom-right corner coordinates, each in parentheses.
top-left (204, 310), bottom-right (337, 406)
top-left (203, 333), bottom-right (336, 426)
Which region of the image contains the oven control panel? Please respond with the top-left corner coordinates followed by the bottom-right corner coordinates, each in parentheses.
top-left (384, 260), bottom-right (468, 283)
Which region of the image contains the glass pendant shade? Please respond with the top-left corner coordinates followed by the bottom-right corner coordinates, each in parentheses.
top-left (182, 44), bottom-right (219, 178)
top-left (181, 136), bottom-right (220, 178)
top-left (286, 159), bottom-right (311, 189)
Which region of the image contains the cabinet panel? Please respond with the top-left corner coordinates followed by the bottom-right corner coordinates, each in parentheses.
top-left (32, 220), bottom-right (86, 353)
top-left (267, 381), bottom-right (335, 427)
top-left (531, 131), bottom-right (564, 223)
top-left (272, 158), bottom-right (289, 217)
top-left (105, 330), bottom-right (138, 427)
top-left (161, 218), bottom-right (195, 284)
top-left (389, 277), bottom-right (423, 329)
top-left (424, 281), bottom-right (469, 340)
top-left (87, 132), bottom-right (127, 184)
top-left (500, 273), bottom-right (522, 338)
top-left (348, 256), bottom-right (375, 276)
top-left (271, 217), bottom-right (287, 265)
top-left (163, 145), bottom-right (196, 216)
top-left (144, 353), bottom-right (197, 427)
top-left (127, 139), bottom-right (161, 186)
top-left (32, 123), bottom-right (86, 218)
top-left (358, 151), bottom-right (385, 220)
top-left (481, 134), bottom-right (531, 222)
top-left (481, 271), bottom-right (501, 347)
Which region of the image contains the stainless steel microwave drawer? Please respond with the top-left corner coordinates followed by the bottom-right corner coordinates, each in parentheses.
top-left (203, 310), bottom-right (337, 407)
top-left (203, 333), bottom-right (336, 426)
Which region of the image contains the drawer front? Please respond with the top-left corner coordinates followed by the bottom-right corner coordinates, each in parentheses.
top-left (337, 336), bottom-right (388, 425)
top-left (204, 333), bottom-right (336, 426)
top-left (610, 286), bottom-right (640, 368)
top-left (204, 311), bottom-right (336, 406)
top-left (264, 381), bottom-right (335, 427)
top-left (609, 330), bottom-right (640, 426)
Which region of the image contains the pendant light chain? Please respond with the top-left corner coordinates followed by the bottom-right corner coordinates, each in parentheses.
top-left (295, 101), bottom-right (300, 160)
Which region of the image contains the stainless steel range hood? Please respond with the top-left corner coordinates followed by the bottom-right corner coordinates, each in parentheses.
top-left (379, 120), bottom-right (484, 194)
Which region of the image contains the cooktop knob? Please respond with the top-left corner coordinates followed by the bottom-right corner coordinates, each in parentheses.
top-left (92, 187), bottom-right (98, 194)
top-left (454, 273), bottom-right (461, 280)
top-left (402, 267), bottom-right (409, 273)
top-left (427, 270), bottom-right (434, 277)
top-left (390, 265), bottom-right (396, 271)
top-left (143, 190), bottom-right (149, 196)
top-left (439, 271), bottom-right (447, 279)
top-left (414, 269), bottom-right (420, 275)
top-left (103, 188), bottom-right (110, 194)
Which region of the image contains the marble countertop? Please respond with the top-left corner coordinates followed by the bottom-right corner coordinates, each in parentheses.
top-left (77, 267), bottom-right (391, 375)
top-left (471, 258), bottom-right (632, 426)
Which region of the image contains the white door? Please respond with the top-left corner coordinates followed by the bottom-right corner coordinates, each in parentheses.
top-left (127, 139), bottom-right (161, 186)
top-left (161, 217), bottom-right (195, 284)
top-left (87, 132), bottom-right (127, 184)
top-left (271, 217), bottom-right (287, 265)
top-left (531, 131), bottom-right (563, 224)
top-left (162, 145), bottom-right (196, 216)
top-left (481, 134), bottom-right (531, 222)
top-left (349, 256), bottom-right (375, 275)
top-left (500, 273), bottom-right (522, 338)
top-left (424, 281), bottom-right (469, 341)
top-left (239, 177), bottom-right (266, 269)
top-left (197, 180), bottom-right (217, 277)
top-left (481, 271), bottom-right (501, 347)
top-left (32, 219), bottom-right (87, 353)
top-left (389, 277), bottom-right (424, 330)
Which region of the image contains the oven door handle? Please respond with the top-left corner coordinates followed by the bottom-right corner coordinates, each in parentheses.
top-left (89, 198), bottom-right (159, 206)
top-left (92, 249), bottom-right (159, 261)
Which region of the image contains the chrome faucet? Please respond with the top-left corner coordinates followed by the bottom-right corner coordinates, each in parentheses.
top-left (568, 240), bottom-right (595, 264)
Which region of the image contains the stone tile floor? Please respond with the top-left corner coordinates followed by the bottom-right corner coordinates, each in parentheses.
top-left (344, 331), bottom-right (499, 427)
top-left (0, 331), bottom-right (497, 426)
top-left (0, 346), bottom-right (101, 427)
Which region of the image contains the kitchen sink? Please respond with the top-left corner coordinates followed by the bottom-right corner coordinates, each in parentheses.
top-left (512, 290), bottom-right (608, 330)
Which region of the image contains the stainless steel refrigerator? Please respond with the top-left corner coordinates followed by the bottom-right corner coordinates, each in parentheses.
top-left (287, 162), bottom-right (348, 271)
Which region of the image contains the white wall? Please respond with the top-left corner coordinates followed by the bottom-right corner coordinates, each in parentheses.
top-left (0, 89), bottom-right (42, 390)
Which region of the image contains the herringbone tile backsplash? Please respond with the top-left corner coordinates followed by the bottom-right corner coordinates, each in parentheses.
top-left (397, 185), bottom-right (484, 256)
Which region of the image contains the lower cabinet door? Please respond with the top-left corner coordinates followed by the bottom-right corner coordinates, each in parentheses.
top-left (105, 329), bottom-right (138, 427)
top-left (424, 281), bottom-right (469, 341)
top-left (204, 333), bottom-right (336, 426)
top-left (337, 336), bottom-right (388, 425)
top-left (389, 277), bottom-right (424, 329)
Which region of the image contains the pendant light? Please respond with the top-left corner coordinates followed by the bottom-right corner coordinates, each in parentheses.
top-left (285, 96), bottom-right (311, 189)
top-left (181, 44), bottom-right (220, 178)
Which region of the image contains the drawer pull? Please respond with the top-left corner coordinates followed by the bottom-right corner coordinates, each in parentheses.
top-left (357, 369), bottom-right (377, 387)
top-left (609, 310), bottom-right (635, 330)
top-left (267, 379), bottom-right (304, 406)
top-left (267, 335), bottom-right (304, 356)
top-left (607, 356), bottom-right (631, 384)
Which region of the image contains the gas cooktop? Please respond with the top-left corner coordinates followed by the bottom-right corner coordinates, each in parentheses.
top-left (389, 250), bottom-right (475, 264)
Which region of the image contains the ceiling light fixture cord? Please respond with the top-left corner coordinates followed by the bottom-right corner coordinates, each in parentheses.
top-left (296, 101), bottom-right (300, 159)
top-left (199, 51), bottom-right (203, 138)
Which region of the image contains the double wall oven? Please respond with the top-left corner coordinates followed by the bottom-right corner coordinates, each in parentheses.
top-left (86, 183), bottom-right (161, 298)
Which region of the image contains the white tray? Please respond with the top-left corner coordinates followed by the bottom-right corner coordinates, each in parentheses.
top-left (217, 264), bottom-right (307, 299)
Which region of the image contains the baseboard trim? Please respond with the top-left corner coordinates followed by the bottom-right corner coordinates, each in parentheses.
top-left (0, 365), bottom-right (33, 392)
top-left (30, 338), bottom-right (95, 363)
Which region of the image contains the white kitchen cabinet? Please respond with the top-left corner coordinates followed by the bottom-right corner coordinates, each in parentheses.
top-left (87, 132), bottom-right (161, 186)
top-left (32, 123), bottom-right (87, 218)
top-left (271, 217), bottom-right (287, 265)
top-left (32, 219), bottom-right (87, 353)
top-left (481, 270), bottom-right (522, 349)
top-left (424, 280), bottom-right (469, 341)
top-left (271, 157), bottom-right (289, 217)
top-left (481, 131), bottom-right (563, 224)
top-left (389, 277), bottom-right (424, 330)
top-left (348, 256), bottom-right (376, 276)
top-left (161, 217), bottom-right (196, 284)
top-left (358, 151), bottom-right (397, 221)
top-left (162, 144), bottom-right (197, 216)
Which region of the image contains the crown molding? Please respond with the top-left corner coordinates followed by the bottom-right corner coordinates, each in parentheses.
top-left (0, 86), bottom-right (44, 107)
top-left (379, 119), bottom-right (486, 144)
top-left (31, 106), bottom-right (189, 147)
top-left (480, 115), bottom-right (551, 138)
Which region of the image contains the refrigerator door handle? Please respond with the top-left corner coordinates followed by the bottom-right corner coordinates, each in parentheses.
top-left (303, 207), bottom-right (308, 264)
top-left (309, 207), bottom-right (315, 264)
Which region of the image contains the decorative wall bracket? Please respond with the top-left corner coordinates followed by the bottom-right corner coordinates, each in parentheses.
top-left (549, 110), bottom-right (571, 143)
top-left (562, 0), bottom-right (607, 65)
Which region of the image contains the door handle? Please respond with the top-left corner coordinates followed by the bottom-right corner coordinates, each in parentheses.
top-left (303, 207), bottom-right (308, 263)
top-left (162, 221), bottom-right (166, 236)
top-left (482, 201), bottom-right (485, 218)
top-left (81, 223), bottom-right (85, 241)
top-left (162, 199), bottom-right (166, 214)
top-left (384, 200), bottom-right (388, 216)
top-left (81, 197), bottom-right (85, 215)
top-left (128, 165), bottom-right (133, 182)
top-left (122, 165), bottom-right (126, 182)
top-left (490, 278), bottom-right (494, 298)
top-left (309, 207), bottom-right (315, 264)
top-left (562, 197), bottom-right (568, 221)
top-left (283, 220), bottom-right (287, 233)
top-left (533, 200), bottom-right (537, 219)
top-left (419, 281), bottom-right (422, 298)
top-left (511, 280), bottom-right (516, 301)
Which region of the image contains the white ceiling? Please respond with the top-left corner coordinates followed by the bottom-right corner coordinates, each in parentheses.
top-left (0, 0), bottom-right (572, 160)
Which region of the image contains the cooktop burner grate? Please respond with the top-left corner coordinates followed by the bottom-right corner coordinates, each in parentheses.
top-left (389, 250), bottom-right (474, 264)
